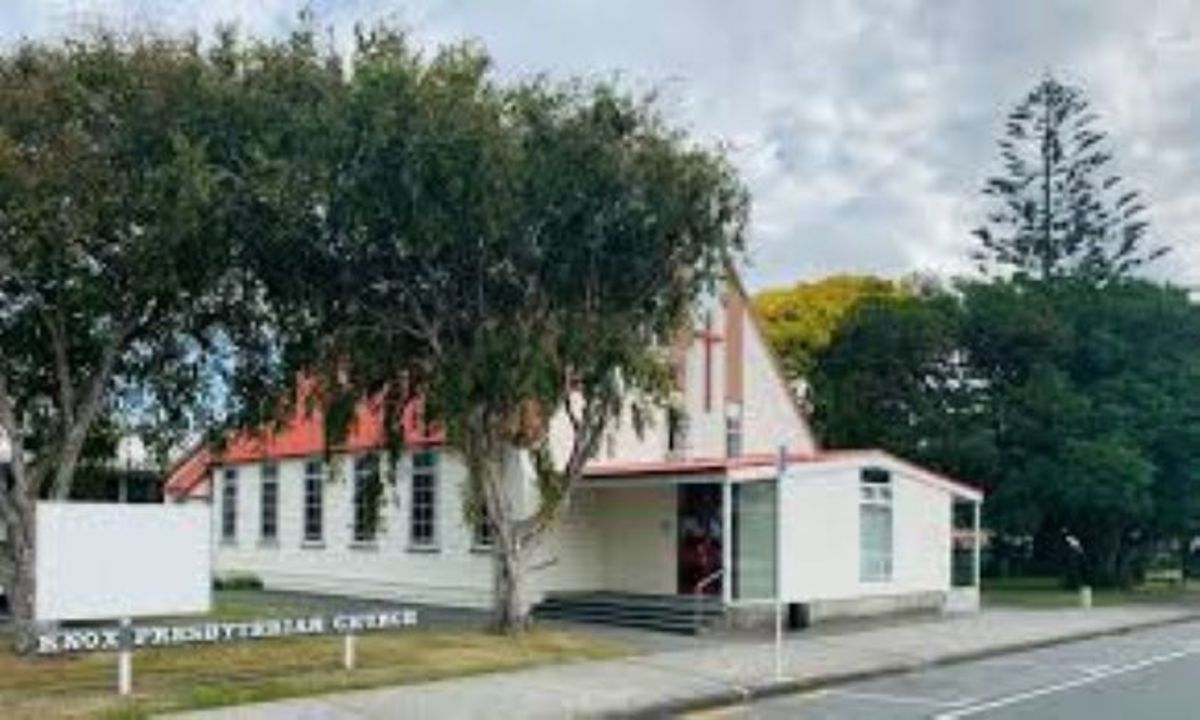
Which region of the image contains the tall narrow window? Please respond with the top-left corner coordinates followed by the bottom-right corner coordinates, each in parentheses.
top-left (667, 407), bottom-right (689, 458)
top-left (860, 467), bottom-right (894, 582)
top-left (303, 460), bottom-right (324, 544)
top-left (260, 463), bottom-right (279, 543)
top-left (725, 403), bottom-right (743, 457)
top-left (473, 501), bottom-right (494, 550)
top-left (353, 454), bottom-right (381, 544)
top-left (220, 468), bottom-right (238, 543)
top-left (410, 450), bottom-right (438, 549)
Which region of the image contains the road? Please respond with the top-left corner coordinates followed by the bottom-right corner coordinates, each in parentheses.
top-left (687, 619), bottom-right (1200, 719)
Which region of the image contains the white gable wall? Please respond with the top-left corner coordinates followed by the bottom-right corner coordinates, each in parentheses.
top-left (547, 276), bottom-right (817, 466)
top-left (779, 460), bottom-right (953, 604)
top-left (739, 305), bottom-right (816, 455)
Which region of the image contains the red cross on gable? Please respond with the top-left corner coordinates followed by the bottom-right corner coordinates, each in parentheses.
top-left (694, 312), bottom-right (723, 412)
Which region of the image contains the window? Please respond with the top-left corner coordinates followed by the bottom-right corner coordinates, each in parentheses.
top-left (860, 467), bottom-right (893, 582)
top-left (732, 480), bottom-right (776, 600)
top-left (260, 463), bottom-right (279, 543)
top-left (303, 461), bottom-right (324, 544)
top-left (409, 450), bottom-right (438, 548)
top-left (353, 454), bottom-right (381, 544)
top-left (473, 501), bottom-right (494, 550)
top-left (220, 468), bottom-right (238, 543)
top-left (667, 406), bottom-right (689, 458)
top-left (725, 404), bottom-right (743, 457)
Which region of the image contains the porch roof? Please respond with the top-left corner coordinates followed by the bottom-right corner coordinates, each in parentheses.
top-left (582, 448), bottom-right (984, 501)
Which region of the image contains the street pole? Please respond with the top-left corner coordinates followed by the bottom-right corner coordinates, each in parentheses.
top-left (774, 444), bottom-right (785, 681)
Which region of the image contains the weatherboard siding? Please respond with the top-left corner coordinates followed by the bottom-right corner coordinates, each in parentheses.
top-left (214, 454), bottom-right (493, 607)
top-left (779, 461), bottom-right (953, 604)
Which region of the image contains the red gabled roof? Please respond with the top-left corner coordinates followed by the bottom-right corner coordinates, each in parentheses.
top-left (164, 398), bottom-right (444, 500)
top-left (163, 443), bottom-right (214, 500)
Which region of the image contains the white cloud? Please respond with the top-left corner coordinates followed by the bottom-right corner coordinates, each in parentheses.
top-left (2, 0), bottom-right (1198, 290)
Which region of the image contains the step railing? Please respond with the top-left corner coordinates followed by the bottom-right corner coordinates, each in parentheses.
top-left (693, 568), bottom-right (724, 629)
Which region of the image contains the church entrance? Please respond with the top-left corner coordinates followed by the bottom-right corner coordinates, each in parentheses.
top-left (677, 484), bottom-right (723, 595)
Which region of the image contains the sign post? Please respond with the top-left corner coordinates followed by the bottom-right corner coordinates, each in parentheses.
top-left (343, 632), bottom-right (357, 670)
top-left (118, 618), bottom-right (132, 696)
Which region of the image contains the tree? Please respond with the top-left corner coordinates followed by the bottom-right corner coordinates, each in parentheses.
top-left (253, 31), bottom-right (746, 631)
top-left (973, 75), bottom-right (1167, 282)
top-left (0, 31), bottom-right (326, 650)
top-left (813, 276), bottom-right (1200, 587)
top-left (811, 288), bottom-right (995, 484)
top-left (753, 274), bottom-right (903, 381)
top-left (957, 279), bottom-right (1200, 586)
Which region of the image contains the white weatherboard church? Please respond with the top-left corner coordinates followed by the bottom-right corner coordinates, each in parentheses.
top-left (166, 271), bottom-right (983, 629)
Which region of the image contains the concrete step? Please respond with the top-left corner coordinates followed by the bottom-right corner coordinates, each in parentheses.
top-left (534, 607), bottom-right (704, 635)
top-left (533, 592), bottom-right (725, 635)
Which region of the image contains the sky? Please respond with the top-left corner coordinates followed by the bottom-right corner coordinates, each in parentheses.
top-left (4, 1), bottom-right (1200, 291)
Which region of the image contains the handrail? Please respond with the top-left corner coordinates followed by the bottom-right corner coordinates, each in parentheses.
top-left (693, 567), bottom-right (725, 629)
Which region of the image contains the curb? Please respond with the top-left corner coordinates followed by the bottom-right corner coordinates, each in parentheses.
top-left (612, 611), bottom-right (1200, 719)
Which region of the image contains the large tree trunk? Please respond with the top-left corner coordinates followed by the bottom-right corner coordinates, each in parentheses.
top-left (491, 532), bottom-right (528, 632)
top-left (481, 449), bottom-right (532, 633)
top-left (3, 501), bottom-right (38, 654)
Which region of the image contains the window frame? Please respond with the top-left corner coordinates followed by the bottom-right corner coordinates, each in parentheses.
top-left (408, 450), bottom-right (439, 551)
top-left (725, 403), bottom-right (743, 458)
top-left (302, 460), bottom-right (325, 546)
top-left (352, 454), bottom-right (381, 546)
top-left (472, 501), bottom-right (494, 552)
top-left (667, 406), bottom-right (689, 458)
top-left (859, 467), bottom-right (894, 583)
top-left (220, 468), bottom-right (238, 544)
top-left (259, 463), bottom-right (279, 545)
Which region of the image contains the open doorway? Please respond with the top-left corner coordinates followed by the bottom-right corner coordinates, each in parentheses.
top-left (677, 484), bottom-right (723, 595)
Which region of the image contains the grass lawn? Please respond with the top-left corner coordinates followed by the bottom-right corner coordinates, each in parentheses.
top-left (0, 593), bottom-right (629, 720)
top-left (982, 575), bottom-right (1200, 608)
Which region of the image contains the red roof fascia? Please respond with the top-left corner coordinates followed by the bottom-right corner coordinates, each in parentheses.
top-left (163, 444), bottom-right (213, 499)
top-left (583, 451), bottom-right (834, 478)
top-left (583, 448), bottom-right (984, 497)
top-left (164, 398), bottom-right (445, 499)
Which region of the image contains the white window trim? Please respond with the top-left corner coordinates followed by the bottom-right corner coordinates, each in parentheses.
top-left (302, 460), bottom-right (325, 546)
top-left (259, 463), bottom-right (279, 545)
top-left (352, 454), bottom-right (381, 546)
top-left (408, 450), bottom-right (439, 551)
top-left (859, 468), bottom-right (894, 583)
top-left (220, 469), bottom-right (238, 545)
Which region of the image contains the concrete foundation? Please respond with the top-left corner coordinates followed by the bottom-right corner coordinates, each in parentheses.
top-left (727, 590), bottom-right (950, 630)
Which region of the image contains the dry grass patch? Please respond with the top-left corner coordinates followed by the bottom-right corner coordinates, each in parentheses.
top-left (0, 628), bottom-right (629, 720)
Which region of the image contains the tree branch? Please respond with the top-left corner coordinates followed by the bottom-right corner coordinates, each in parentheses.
top-left (50, 316), bottom-right (129, 499)
top-left (42, 309), bottom-right (77, 430)
top-left (0, 372), bottom-right (16, 439)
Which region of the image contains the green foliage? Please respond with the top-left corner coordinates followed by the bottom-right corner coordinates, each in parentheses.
top-left (213, 573), bottom-right (265, 591)
top-left (0, 30), bottom-right (329, 642)
top-left (973, 75), bottom-right (1167, 282)
top-left (814, 278), bottom-right (1200, 587)
top-left (753, 274), bottom-right (904, 379)
top-left (812, 286), bottom-right (993, 483)
top-left (221, 26), bottom-right (746, 628)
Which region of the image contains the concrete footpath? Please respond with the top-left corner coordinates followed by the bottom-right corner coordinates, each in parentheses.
top-left (172, 606), bottom-right (1199, 720)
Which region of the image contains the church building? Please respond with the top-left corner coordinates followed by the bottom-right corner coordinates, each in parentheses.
top-left (165, 271), bottom-right (982, 630)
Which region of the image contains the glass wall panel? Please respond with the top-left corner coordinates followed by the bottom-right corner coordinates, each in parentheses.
top-left (733, 480), bottom-right (777, 600)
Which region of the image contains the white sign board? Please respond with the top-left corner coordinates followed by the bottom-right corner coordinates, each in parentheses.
top-left (36, 502), bottom-right (211, 621)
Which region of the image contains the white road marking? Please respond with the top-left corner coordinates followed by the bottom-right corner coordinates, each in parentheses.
top-left (934, 645), bottom-right (1200, 719)
top-left (824, 689), bottom-right (978, 708)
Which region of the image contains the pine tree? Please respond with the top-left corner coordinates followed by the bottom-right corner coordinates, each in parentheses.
top-left (973, 75), bottom-right (1167, 281)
